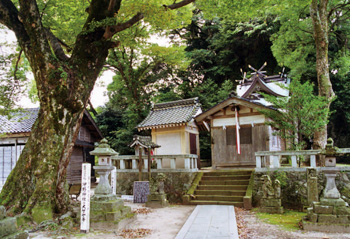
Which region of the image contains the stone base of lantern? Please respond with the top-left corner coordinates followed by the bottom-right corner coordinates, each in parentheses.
top-left (303, 198), bottom-right (350, 232)
top-left (146, 193), bottom-right (169, 208)
top-left (89, 194), bottom-right (134, 229)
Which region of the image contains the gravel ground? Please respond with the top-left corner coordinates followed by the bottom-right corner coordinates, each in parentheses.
top-left (236, 208), bottom-right (350, 239)
top-left (30, 203), bottom-right (350, 239)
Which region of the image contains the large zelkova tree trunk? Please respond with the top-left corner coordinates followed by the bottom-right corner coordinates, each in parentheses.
top-left (310, 0), bottom-right (335, 150)
top-left (0, 0), bottom-right (194, 220)
top-left (0, 0), bottom-right (112, 218)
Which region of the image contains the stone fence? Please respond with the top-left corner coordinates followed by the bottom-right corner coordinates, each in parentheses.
top-left (112, 154), bottom-right (198, 172)
top-left (255, 150), bottom-right (320, 169)
top-left (255, 148), bottom-right (350, 170)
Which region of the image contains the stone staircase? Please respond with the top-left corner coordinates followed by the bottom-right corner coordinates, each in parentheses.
top-left (189, 170), bottom-right (253, 207)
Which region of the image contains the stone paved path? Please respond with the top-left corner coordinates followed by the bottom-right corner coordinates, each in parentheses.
top-left (175, 205), bottom-right (239, 239)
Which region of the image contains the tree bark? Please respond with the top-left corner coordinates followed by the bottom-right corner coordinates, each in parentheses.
top-left (310, 0), bottom-right (335, 149)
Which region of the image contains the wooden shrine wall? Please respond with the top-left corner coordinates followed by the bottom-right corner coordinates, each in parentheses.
top-left (211, 124), bottom-right (269, 167)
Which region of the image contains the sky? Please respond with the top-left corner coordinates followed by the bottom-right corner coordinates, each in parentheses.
top-left (2, 30), bottom-right (168, 109)
top-left (1, 29), bottom-right (113, 109)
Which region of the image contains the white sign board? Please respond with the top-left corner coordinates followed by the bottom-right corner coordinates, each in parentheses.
top-left (80, 163), bottom-right (91, 233)
top-left (111, 166), bottom-right (117, 195)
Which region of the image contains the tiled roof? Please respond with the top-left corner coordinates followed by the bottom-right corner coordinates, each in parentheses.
top-left (137, 98), bottom-right (201, 130)
top-left (0, 108), bottom-right (39, 134)
top-left (0, 109), bottom-right (104, 140)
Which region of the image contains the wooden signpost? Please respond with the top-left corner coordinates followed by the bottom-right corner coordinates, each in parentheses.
top-left (80, 163), bottom-right (91, 233)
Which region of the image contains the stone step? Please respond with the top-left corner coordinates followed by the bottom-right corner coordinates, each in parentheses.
top-left (194, 195), bottom-right (244, 202)
top-left (197, 185), bottom-right (248, 191)
top-left (201, 175), bottom-right (251, 181)
top-left (199, 180), bottom-right (249, 186)
top-left (203, 171), bottom-right (253, 176)
top-left (189, 200), bottom-right (244, 207)
top-left (194, 190), bottom-right (246, 196)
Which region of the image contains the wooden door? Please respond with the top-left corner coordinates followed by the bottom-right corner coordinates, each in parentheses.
top-left (190, 133), bottom-right (197, 155)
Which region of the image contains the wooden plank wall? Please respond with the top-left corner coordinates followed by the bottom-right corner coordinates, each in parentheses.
top-left (0, 145), bottom-right (25, 190)
top-left (78, 125), bottom-right (93, 143)
top-left (67, 147), bottom-right (84, 184)
top-left (211, 124), bottom-right (268, 167)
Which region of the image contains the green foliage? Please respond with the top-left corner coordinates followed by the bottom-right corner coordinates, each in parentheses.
top-left (259, 80), bottom-right (330, 150)
top-left (172, 13), bottom-right (280, 86)
top-left (273, 171), bottom-right (288, 188)
top-left (0, 40), bottom-right (29, 115)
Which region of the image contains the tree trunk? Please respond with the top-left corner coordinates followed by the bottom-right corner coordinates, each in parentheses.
top-left (310, 0), bottom-right (335, 150)
top-left (0, 0), bottom-right (111, 219)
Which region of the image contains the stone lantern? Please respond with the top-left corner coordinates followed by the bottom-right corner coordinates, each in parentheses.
top-left (303, 138), bottom-right (350, 232)
top-left (90, 138), bottom-right (118, 196)
top-left (89, 139), bottom-right (133, 228)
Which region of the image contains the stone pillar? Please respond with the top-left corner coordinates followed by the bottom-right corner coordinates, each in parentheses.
top-left (310, 155), bottom-right (316, 168)
top-left (170, 158), bottom-right (176, 169)
top-left (156, 159), bottom-right (162, 169)
top-left (132, 159), bottom-right (137, 169)
top-left (291, 156), bottom-right (297, 168)
top-left (307, 168), bottom-right (318, 205)
top-left (256, 156), bottom-right (262, 168)
top-left (120, 159), bottom-right (126, 169)
top-left (272, 155), bottom-right (280, 168)
top-left (184, 158), bottom-right (190, 169)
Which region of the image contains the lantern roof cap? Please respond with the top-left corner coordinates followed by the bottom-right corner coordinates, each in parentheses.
top-left (90, 138), bottom-right (119, 156)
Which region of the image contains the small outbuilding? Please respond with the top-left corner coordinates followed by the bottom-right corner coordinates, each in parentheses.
top-left (0, 108), bottom-right (103, 188)
top-left (195, 66), bottom-right (289, 168)
top-left (137, 98), bottom-right (202, 157)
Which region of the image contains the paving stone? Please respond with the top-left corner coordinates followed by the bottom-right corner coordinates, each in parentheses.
top-left (176, 205), bottom-right (238, 239)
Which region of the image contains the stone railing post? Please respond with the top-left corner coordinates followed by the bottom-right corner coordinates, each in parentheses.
top-left (310, 155), bottom-right (316, 168)
top-left (256, 156), bottom-right (262, 168)
top-left (291, 156), bottom-right (297, 168)
top-left (156, 158), bottom-right (162, 169)
top-left (120, 159), bottom-right (126, 169)
top-left (132, 159), bottom-right (137, 169)
top-left (184, 157), bottom-right (190, 169)
top-left (272, 155), bottom-right (280, 168)
top-left (144, 159), bottom-right (148, 169)
top-left (194, 156), bottom-right (198, 169)
top-left (190, 157), bottom-right (194, 169)
top-left (170, 158), bottom-right (176, 169)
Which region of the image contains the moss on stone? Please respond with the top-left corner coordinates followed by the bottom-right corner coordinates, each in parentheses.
top-left (31, 205), bottom-right (53, 224)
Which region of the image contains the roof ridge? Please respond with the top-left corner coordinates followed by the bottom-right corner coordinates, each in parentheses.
top-left (153, 97), bottom-right (199, 109)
